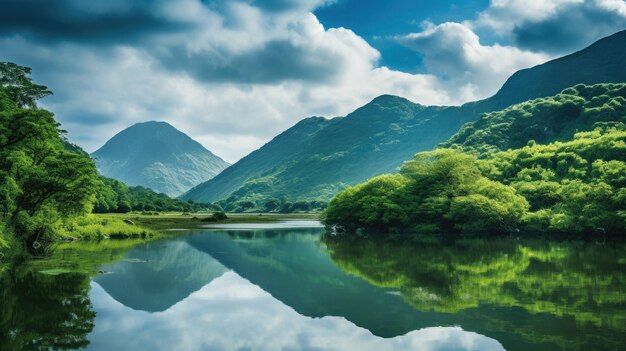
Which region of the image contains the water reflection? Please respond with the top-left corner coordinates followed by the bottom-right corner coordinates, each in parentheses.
top-left (95, 240), bottom-right (227, 312)
top-left (2, 222), bottom-right (625, 351)
top-left (324, 234), bottom-right (626, 351)
top-left (0, 268), bottom-right (95, 350)
top-left (88, 272), bottom-right (503, 351)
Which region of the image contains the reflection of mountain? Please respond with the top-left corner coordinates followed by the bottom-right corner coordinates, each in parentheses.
top-left (186, 228), bottom-right (626, 351)
top-left (185, 229), bottom-right (460, 337)
top-left (324, 235), bottom-right (626, 351)
top-left (95, 239), bottom-right (227, 312)
top-left (86, 272), bottom-right (505, 351)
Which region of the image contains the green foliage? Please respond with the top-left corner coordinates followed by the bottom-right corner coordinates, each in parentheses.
top-left (54, 215), bottom-right (157, 240)
top-left (0, 63), bottom-right (99, 251)
top-left (93, 176), bottom-right (220, 214)
top-left (201, 211), bottom-right (228, 222)
top-left (324, 150), bottom-right (529, 234)
top-left (443, 83), bottom-right (626, 154)
top-left (324, 234), bottom-right (626, 350)
top-left (481, 124), bottom-right (626, 234)
top-left (0, 62), bottom-right (184, 257)
top-left (0, 62), bottom-right (52, 108)
top-left (263, 199), bottom-right (280, 212)
top-left (325, 84), bottom-right (626, 236)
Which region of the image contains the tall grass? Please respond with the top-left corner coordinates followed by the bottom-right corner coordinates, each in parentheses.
top-left (56, 215), bottom-right (157, 240)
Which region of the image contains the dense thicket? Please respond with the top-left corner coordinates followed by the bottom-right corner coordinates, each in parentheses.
top-left (324, 84), bottom-right (626, 236)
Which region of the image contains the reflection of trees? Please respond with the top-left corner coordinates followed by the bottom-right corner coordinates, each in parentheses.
top-left (324, 235), bottom-right (626, 350)
top-left (0, 268), bottom-right (95, 350)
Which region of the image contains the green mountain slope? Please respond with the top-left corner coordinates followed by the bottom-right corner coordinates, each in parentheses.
top-left (481, 29), bottom-right (626, 112)
top-left (181, 116), bottom-right (333, 202)
top-left (443, 83), bottom-right (626, 154)
top-left (183, 29), bottom-right (626, 208)
top-left (92, 121), bottom-right (229, 197)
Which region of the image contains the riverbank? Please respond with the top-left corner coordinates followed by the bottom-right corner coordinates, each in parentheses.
top-left (0, 212), bottom-right (320, 270)
top-left (97, 212), bottom-right (320, 231)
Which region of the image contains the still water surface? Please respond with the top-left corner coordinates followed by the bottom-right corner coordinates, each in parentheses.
top-left (2, 220), bottom-right (625, 350)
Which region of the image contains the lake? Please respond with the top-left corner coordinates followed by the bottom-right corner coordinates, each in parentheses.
top-left (1, 220), bottom-right (625, 350)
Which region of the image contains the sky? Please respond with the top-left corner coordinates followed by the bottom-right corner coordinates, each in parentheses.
top-left (1, 0), bottom-right (625, 162)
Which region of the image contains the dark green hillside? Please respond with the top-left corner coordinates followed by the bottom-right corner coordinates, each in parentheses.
top-left (181, 116), bottom-right (333, 202)
top-left (93, 176), bottom-right (218, 214)
top-left (184, 30), bottom-right (626, 209)
top-left (482, 29), bottom-right (626, 112)
top-left (215, 96), bottom-right (456, 207)
top-left (443, 83), bottom-right (626, 154)
top-left (93, 121), bottom-right (229, 197)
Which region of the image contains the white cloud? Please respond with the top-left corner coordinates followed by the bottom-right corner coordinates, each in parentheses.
top-left (5, 0), bottom-right (620, 162)
top-left (2, 2), bottom-right (456, 163)
top-left (472, 0), bottom-right (584, 34)
top-left (398, 22), bottom-right (548, 102)
top-left (596, 0), bottom-right (626, 16)
top-left (471, 0), bottom-right (626, 53)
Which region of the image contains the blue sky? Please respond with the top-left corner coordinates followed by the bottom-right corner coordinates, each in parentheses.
top-left (1, 0), bottom-right (625, 162)
top-left (316, 0), bottom-right (491, 72)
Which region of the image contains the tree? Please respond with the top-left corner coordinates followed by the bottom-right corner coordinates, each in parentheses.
top-left (263, 199), bottom-right (280, 212)
top-left (0, 63), bottom-right (98, 250)
top-left (0, 62), bottom-right (52, 108)
top-left (324, 149), bottom-right (528, 235)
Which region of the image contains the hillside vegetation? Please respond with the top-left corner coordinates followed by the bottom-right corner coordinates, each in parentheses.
top-left (324, 84), bottom-right (626, 236)
top-left (185, 30), bottom-right (626, 211)
top-left (0, 62), bottom-right (101, 252)
top-left (93, 176), bottom-right (219, 213)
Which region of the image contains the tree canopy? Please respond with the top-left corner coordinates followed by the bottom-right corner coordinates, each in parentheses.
top-left (0, 64), bottom-right (98, 250)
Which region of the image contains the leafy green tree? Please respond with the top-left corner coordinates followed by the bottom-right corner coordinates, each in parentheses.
top-left (116, 201), bottom-right (132, 213)
top-left (263, 199), bottom-right (280, 212)
top-left (236, 200), bottom-right (255, 212)
top-left (325, 150), bottom-right (528, 234)
top-left (0, 62), bottom-right (52, 108)
top-left (0, 63), bottom-right (99, 250)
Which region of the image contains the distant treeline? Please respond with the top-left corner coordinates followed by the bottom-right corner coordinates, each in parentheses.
top-left (93, 176), bottom-right (220, 213)
top-left (218, 198), bottom-right (327, 213)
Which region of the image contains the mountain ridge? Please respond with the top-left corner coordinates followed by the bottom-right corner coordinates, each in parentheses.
top-left (93, 121), bottom-right (229, 197)
top-left (182, 29), bottom-right (626, 207)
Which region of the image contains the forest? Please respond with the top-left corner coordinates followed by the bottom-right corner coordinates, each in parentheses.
top-left (323, 84), bottom-right (626, 236)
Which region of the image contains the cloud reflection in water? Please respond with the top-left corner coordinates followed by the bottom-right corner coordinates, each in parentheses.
top-left (87, 271), bottom-right (504, 351)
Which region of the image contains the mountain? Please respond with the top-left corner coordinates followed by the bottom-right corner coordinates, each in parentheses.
top-left (182, 29), bottom-right (626, 207)
top-left (92, 121), bottom-right (229, 197)
top-left (481, 29), bottom-right (626, 112)
top-left (181, 116), bottom-right (333, 202)
top-left (96, 239), bottom-right (227, 312)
